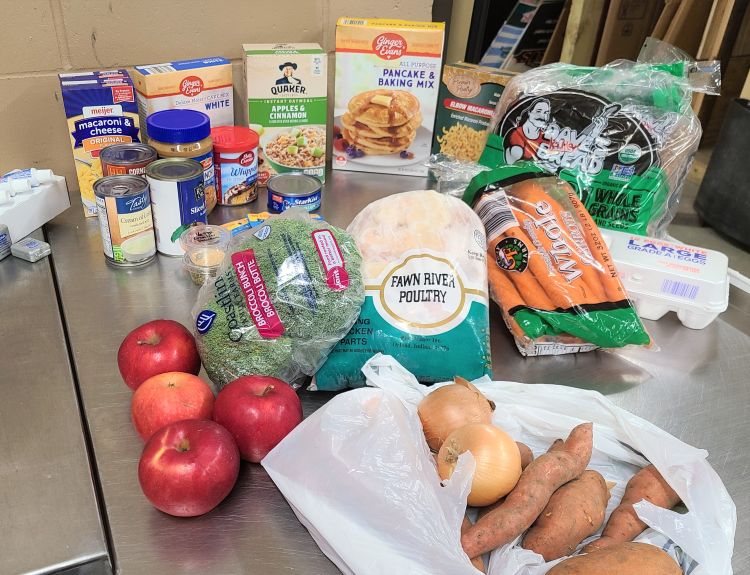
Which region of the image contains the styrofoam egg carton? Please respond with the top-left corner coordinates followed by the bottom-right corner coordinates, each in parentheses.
top-left (602, 230), bottom-right (729, 329)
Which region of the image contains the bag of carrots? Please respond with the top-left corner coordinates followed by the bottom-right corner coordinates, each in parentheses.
top-left (463, 163), bottom-right (650, 355)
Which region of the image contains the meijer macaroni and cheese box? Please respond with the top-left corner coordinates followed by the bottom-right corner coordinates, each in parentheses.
top-left (58, 70), bottom-right (141, 217)
top-left (333, 18), bottom-right (445, 177)
top-left (130, 57), bottom-right (234, 141)
top-left (243, 43), bottom-right (327, 185)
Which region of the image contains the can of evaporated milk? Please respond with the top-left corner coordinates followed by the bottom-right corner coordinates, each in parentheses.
top-left (100, 143), bottom-right (158, 177)
top-left (266, 173), bottom-right (322, 213)
top-left (146, 158), bottom-right (206, 256)
top-left (94, 175), bottom-right (156, 266)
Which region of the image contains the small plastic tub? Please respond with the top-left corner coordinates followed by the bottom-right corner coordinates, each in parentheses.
top-left (179, 224), bottom-right (230, 285)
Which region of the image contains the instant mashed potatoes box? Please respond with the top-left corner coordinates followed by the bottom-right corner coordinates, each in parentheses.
top-left (130, 57), bottom-right (234, 141)
top-left (58, 70), bottom-right (141, 217)
top-left (333, 18), bottom-right (445, 177)
top-left (243, 43), bottom-right (327, 185)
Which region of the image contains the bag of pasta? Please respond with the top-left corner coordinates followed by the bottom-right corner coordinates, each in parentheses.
top-left (463, 163), bottom-right (650, 356)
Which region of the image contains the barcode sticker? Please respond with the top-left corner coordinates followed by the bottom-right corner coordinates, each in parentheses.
top-left (140, 64), bottom-right (177, 74)
top-left (661, 279), bottom-right (699, 300)
top-left (475, 190), bottom-right (518, 243)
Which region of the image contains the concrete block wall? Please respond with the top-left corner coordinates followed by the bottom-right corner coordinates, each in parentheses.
top-left (0, 0), bottom-right (433, 190)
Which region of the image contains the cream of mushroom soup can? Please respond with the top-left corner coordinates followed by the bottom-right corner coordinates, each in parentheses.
top-left (94, 175), bottom-right (156, 266)
top-left (146, 158), bottom-right (207, 256)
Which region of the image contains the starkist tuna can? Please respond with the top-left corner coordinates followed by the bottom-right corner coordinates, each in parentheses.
top-left (94, 175), bottom-right (156, 266)
top-left (146, 158), bottom-right (206, 256)
top-left (266, 172), bottom-right (322, 213)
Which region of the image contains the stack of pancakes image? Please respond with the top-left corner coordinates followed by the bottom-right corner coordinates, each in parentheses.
top-left (342, 89), bottom-right (421, 155)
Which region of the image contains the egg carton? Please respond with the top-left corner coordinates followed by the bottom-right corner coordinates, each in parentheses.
top-left (0, 175), bottom-right (70, 243)
top-left (602, 230), bottom-right (729, 330)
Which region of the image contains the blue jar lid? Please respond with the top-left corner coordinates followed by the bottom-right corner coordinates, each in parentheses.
top-left (147, 110), bottom-right (211, 144)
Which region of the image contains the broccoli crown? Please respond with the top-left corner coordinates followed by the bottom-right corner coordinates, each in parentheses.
top-left (193, 216), bottom-right (364, 388)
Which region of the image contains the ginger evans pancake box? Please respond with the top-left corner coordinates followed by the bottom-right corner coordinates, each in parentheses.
top-left (333, 18), bottom-right (445, 177)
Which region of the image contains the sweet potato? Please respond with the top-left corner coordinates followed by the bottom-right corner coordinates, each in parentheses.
top-left (522, 470), bottom-right (610, 561)
top-left (461, 422), bottom-right (593, 558)
top-left (461, 516), bottom-right (486, 573)
top-left (546, 542), bottom-right (681, 574)
top-left (516, 442), bottom-right (534, 470)
top-left (583, 465), bottom-right (680, 553)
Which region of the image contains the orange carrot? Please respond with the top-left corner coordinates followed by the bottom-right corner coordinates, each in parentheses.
top-left (511, 180), bottom-right (608, 304)
top-left (565, 186), bottom-right (627, 302)
top-left (488, 234), bottom-right (556, 310)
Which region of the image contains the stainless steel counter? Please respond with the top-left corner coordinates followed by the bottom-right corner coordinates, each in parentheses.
top-left (0, 230), bottom-right (109, 574)
top-left (45, 171), bottom-right (747, 573)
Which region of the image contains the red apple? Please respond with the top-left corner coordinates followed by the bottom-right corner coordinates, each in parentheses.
top-left (138, 419), bottom-right (239, 517)
top-left (131, 372), bottom-right (214, 441)
top-left (118, 319), bottom-right (201, 390)
top-left (213, 376), bottom-right (303, 463)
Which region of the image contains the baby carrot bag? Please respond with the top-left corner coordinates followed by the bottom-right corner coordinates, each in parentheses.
top-left (463, 164), bottom-right (649, 356)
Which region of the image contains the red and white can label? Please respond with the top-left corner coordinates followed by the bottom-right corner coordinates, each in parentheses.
top-left (231, 249), bottom-right (285, 338)
top-left (312, 230), bottom-right (349, 291)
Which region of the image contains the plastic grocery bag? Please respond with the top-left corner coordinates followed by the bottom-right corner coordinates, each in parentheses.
top-left (480, 41), bottom-right (720, 237)
top-left (263, 355), bottom-right (736, 575)
top-left (314, 190), bottom-right (491, 389)
top-left (191, 208), bottom-right (365, 388)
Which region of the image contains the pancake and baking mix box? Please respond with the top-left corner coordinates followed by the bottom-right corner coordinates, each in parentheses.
top-left (333, 18), bottom-right (445, 177)
top-left (58, 70), bottom-right (141, 216)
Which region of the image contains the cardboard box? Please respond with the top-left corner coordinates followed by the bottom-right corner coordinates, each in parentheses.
top-left (595, 0), bottom-right (662, 65)
top-left (58, 70), bottom-right (140, 217)
top-left (333, 18), bottom-right (445, 177)
top-left (130, 57), bottom-right (234, 141)
top-left (243, 43), bottom-right (327, 185)
top-left (432, 63), bottom-right (514, 161)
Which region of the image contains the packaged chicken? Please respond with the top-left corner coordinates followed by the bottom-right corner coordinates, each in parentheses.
top-left (315, 190), bottom-right (491, 389)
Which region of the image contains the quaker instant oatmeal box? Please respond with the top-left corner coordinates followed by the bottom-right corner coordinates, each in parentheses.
top-left (243, 43), bottom-right (327, 185)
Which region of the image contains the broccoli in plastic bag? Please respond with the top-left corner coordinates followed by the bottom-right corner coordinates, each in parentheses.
top-left (192, 209), bottom-right (365, 388)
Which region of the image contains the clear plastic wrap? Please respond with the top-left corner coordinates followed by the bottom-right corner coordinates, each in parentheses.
top-left (191, 208), bottom-right (365, 388)
top-left (482, 48), bottom-right (720, 237)
top-left (464, 164), bottom-right (650, 356)
top-left (426, 153), bottom-right (490, 197)
top-left (314, 190), bottom-right (491, 389)
top-left (263, 355), bottom-right (736, 575)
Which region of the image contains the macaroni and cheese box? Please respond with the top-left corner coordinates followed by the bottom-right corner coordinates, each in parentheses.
top-left (333, 18), bottom-right (445, 177)
top-left (58, 70), bottom-right (141, 217)
top-left (432, 63), bottom-right (514, 161)
top-left (130, 57), bottom-right (234, 141)
top-left (243, 43), bottom-right (327, 185)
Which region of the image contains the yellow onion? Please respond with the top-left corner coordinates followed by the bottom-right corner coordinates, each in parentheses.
top-left (418, 376), bottom-right (495, 452)
top-left (437, 423), bottom-right (521, 507)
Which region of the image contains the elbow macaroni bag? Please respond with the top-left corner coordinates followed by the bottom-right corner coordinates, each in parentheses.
top-left (463, 164), bottom-right (649, 356)
top-left (315, 190), bottom-right (491, 389)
